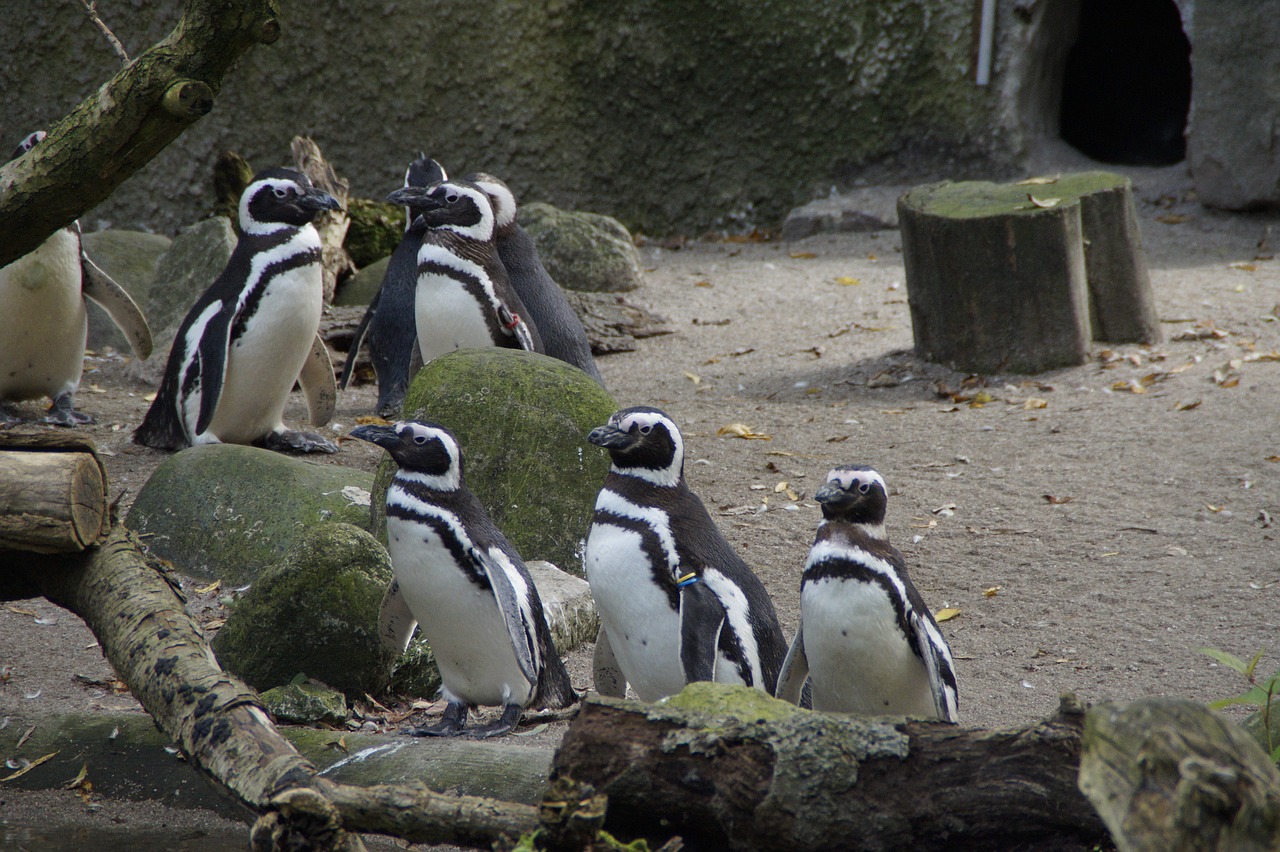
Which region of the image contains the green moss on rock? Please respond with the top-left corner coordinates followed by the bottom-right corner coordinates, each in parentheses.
top-left (211, 523), bottom-right (395, 697)
top-left (903, 171), bottom-right (1129, 219)
top-left (345, 198), bottom-right (405, 269)
top-left (520, 202), bottom-right (643, 293)
top-left (260, 682), bottom-right (349, 725)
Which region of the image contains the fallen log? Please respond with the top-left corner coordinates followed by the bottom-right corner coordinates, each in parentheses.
top-left (0, 430), bottom-right (108, 553)
top-left (551, 685), bottom-right (1110, 851)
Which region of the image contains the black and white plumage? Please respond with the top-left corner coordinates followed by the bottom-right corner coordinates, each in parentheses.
top-left (584, 406), bottom-right (787, 702)
top-left (350, 420), bottom-right (576, 737)
top-left (465, 172), bottom-right (605, 387)
top-left (338, 155), bottom-right (446, 416)
top-left (133, 168), bottom-right (340, 453)
top-left (776, 466), bottom-right (959, 722)
top-left (384, 179), bottom-right (543, 364)
top-left (1, 131), bottom-right (152, 425)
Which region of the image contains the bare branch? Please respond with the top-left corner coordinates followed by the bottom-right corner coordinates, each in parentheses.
top-left (76, 0), bottom-right (131, 66)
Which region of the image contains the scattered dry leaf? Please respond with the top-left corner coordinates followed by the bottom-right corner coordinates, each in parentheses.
top-left (6, 606), bottom-right (37, 617)
top-left (834, 276), bottom-right (861, 286)
top-left (1043, 494), bottom-right (1074, 505)
top-left (969, 391), bottom-right (995, 407)
top-left (1228, 261), bottom-right (1258, 272)
top-left (1205, 504), bottom-right (1227, 513)
top-left (1266, 455), bottom-right (1280, 463)
top-left (1174, 399), bottom-right (1202, 411)
top-left (1028, 195), bottom-right (1060, 208)
top-left (867, 371), bottom-right (899, 388)
top-left (789, 251), bottom-right (817, 259)
top-left (983, 586), bottom-right (1002, 597)
top-left (1016, 176), bottom-right (1058, 186)
top-left (1111, 380), bottom-right (1146, 394)
top-left (934, 608), bottom-right (961, 622)
top-left (1023, 397), bottom-right (1048, 410)
top-left (684, 372), bottom-right (702, 385)
top-left (194, 580), bottom-right (221, 595)
top-left (932, 503), bottom-right (957, 516)
top-left (694, 280), bottom-right (713, 288)
top-left (1, 752), bottom-right (57, 781)
top-left (717, 423), bottom-right (771, 440)
top-left (1156, 214), bottom-right (1188, 224)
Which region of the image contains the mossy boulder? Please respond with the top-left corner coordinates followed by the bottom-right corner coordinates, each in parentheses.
top-left (260, 681), bottom-right (349, 725)
top-left (344, 198), bottom-right (404, 269)
top-left (334, 254), bottom-right (389, 308)
top-left (519, 203), bottom-right (643, 293)
top-left (372, 348), bottom-right (616, 577)
top-left (81, 230), bottom-right (172, 352)
top-left (127, 444), bottom-right (373, 584)
top-left (211, 523), bottom-right (395, 697)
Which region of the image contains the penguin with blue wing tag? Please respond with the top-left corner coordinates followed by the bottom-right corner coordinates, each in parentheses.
top-left (133, 168), bottom-right (340, 453)
top-left (584, 405), bottom-right (787, 701)
top-left (776, 465), bottom-right (959, 722)
top-left (0, 131), bottom-right (153, 426)
top-left (339, 155), bottom-right (446, 416)
top-left (385, 180), bottom-right (543, 365)
top-left (351, 420), bottom-right (576, 737)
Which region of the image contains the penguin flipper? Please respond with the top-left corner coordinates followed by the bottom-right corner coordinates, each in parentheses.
top-left (775, 622), bottom-right (810, 705)
top-left (192, 304), bottom-right (234, 436)
top-left (678, 579), bottom-right (726, 685)
top-left (378, 578), bottom-right (418, 655)
top-left (912, 610), bottom-right (959, 723)
top-left (339, 288), bottom-right (379, 390)
top-left (299, 332), bottom-right (337, 427)
top-left (497, 303), bottom-right (538, 352)
top-left (473, 546), bottom-right (539, 686)
top-left (591, 625), bottom-right (627, 698)
top-left (81, 253), bottom-right (153, 360)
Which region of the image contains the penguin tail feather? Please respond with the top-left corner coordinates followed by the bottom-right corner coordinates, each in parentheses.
top-left (535, 656), bottom-right (579, 710)
top-left (132, 399), bottom-right (190, 451)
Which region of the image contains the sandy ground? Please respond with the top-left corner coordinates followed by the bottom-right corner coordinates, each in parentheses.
top-left (2, 157), bottom-right (1279, 848)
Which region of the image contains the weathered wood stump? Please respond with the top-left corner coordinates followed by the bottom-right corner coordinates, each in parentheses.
top-left (0, 430), bottom-right (108, 553)
top-left (899, 172), bottom-right (1161, 374)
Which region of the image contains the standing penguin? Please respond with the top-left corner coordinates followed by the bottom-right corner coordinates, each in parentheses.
top-left (133, 168), bottom-right (340, 453)
top-left (0, 131), bottom-right (152, 425)
top-left (338, 155), bottom-right (446, 416)
top-left (465, 173), bottom-right (605, 387)
top-left (775, 466), bottom-right (959, 722)
top-left (351, 420), bottom-right (577, 737)
top-left (384, 179), bottom-right (542, 365)
top-left (584, 405), bottom-right (787, 701)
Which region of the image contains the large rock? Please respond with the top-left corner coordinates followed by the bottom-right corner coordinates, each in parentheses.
top-left (211, 523), bottom-right (395, 697)
top-left (333, 254), bottom-right (389, 307)
top-left (344, 197), bottom-right (404, 269)
top-left (127, 444), bottom-right (373, 584)
top-left (372, 348), bottom-right (616, 577)
top-left (520, 203), bottom-right (643, 293)
top-left (81, 229), bottom-right (171, 352)
top-left (149, 217), bottom-right (237, 339)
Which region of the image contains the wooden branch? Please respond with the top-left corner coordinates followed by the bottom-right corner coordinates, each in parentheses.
top-left (552, 686), bottom-right (1109, 851)
top-left (1079, 698), bottom-right (1280, 851)
top-left (291, 136), bottom-right (354, 304)
top-left (0, 0), bottom-right (283, 269)
top-left (77, 0), bottom-right (132, 65)
top-left (0, 429), bottom-right (108, 553)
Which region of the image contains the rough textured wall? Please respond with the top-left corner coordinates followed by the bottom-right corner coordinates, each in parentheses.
top-left (0, 1), bottom-right (1009, 234)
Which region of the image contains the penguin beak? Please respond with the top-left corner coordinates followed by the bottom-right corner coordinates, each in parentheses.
top-left (587, 423), bottom-right (634, 450)
top-left (813, 482), bottom-right (856, 508)
top-left (350, 424), bottom-right (399, 450)
top-left (386, 186), bottom-right (441, 209)
top-left (299, 188), bottom-right (341, 212)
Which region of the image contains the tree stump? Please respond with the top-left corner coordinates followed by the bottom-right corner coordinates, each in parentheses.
top-left (899, 172), bottom-right (1161, 375)
top-left (0, 430), bottom-right (108, 553)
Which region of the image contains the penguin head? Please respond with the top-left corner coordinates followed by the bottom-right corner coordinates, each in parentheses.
top-left (350, 420), bottom-right (463, 490)
top-left (401, 155), bottom-right (448, 234)
top-left (239, 168), bottom-right (341, 235)
top-left (588, 406), bottom-right (684, 487)
top-left (386, 180), bottom-right (495, 241)
top-left (8, 130), bottom-right (46, 163)
top-left (814, 466), bottom-right (888, 525)
top-left (465, 172), bottom-right (518, 233)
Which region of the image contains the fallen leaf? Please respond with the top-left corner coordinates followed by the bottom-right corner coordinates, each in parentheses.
top-left (1174, 399), bottom-right (1202, 411)
top-left (1, 752), bottom-right (57, 781)
top-left (867, 371), bottom-right (899, 388)
top-left (1023, 397), bottom-right (1048, 410)
top-left (932, 503), bottom-right (957, 516)
top-left (1267, 455), bottom-right (1280, 463)
top-left (1206, 504), bottom-right (1227, 513)
top-left (684, 371), bottom-right (702, 385)
top-left (826, 435), bottom-right (850, 443)
top-left (1156, 214), bottom-right (1188, 224)
top-left (694, 280), bottom-right (713, 288)
top-left (194, 580), bottom-right (221, 595)
top-left (513, 723), bottom-right (549, 737)
top-left (716, 423), bottom-right (771, 440)
top-left (203, 618), bottom-right (226, 631)
top-left (1015, 176), bottom-right (1058, 186)
top-left (983, 586), bottom-right (1002, 597)
top-left (1028, 195), bottom-right (1060, 208)
top-left (934, 608), bottom-right (961, 622)
top-left (1229, 261), bottom-right (1258, 272)
top-left (6, 606), bottom-right (37, 617)
top-left (326, 736), bottom-right (349, 754)
top-left (834, 276), bottom-right (861, 286)
top-left (1043, 494), bottom-right (1074, 505)
top-left (789, 251), bottom-right (817, 259)
top-left (142, 392), bottom-right (157, 402)
top-left (1111, 380), bottom-right (1146, 394)
top-left (969, 391), bottom-right (995, 407)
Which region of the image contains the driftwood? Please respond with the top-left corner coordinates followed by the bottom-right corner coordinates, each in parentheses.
top-left (0, 0), bottom-right (283, 269)
top-left (0, 430), bottom-right (108, 553)
top-left (551, 686), bottom-right (1110, 851)
top-left (291, 136), bottom-right (355, 304)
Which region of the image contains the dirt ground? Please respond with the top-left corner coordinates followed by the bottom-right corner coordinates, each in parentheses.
top-left (2, 155), bottom-right (1279, 847)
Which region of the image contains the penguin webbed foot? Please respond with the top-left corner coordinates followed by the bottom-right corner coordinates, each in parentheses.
top-left (408, 700), bottom-right (468, 737)
top-left (259, 428), bottom-right (338, 454)
top-left (466, 703), bottom-right (524, 739)
top-left (43, 393), bottom-right (94, 426)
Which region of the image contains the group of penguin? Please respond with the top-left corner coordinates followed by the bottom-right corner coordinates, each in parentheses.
top-left (1, 132), bottom-right (958, 738)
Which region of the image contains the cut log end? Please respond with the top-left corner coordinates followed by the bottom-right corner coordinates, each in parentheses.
top-left (0, 448), bottom-right (107, 553)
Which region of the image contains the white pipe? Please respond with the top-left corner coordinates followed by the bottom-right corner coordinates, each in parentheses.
top-left (976, 0), bottom-right (996, 86)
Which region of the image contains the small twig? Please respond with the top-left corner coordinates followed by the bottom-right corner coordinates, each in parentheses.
top-left (76, 0), bottom-right (130, 65)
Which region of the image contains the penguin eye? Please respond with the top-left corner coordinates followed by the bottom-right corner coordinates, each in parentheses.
top-left (638, 424), bottom-right (652, 435)
top-left (858, 481), bottom-right (872, 494)
top-left (445, 192), bottom-right (459, 204)
top-left (413, 435), bottom-right (428, 445)
top-left (272, 187), bottom-right (287, 199)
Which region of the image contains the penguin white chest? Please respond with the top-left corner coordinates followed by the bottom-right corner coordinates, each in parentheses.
top-left (386, 514), bottom-right (533, 707)
top-left (0, 230), bottom-right (87, 400)
top-left (205, 258), bottom-right (322, 443)
top-left (583, 522), bottom-right (685, 702)
top-left (414, 246), bottom-right (498, 363)
top-left (800, 577), bottom-right (936, 716)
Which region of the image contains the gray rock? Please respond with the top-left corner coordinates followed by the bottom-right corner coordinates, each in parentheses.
top-left (519, 203), bottom-right (643, 293)
top-left (211, 523), bottom-right (395, 697)
top-left (149, 216), bottom-right (237, 340)
top-left (81, 230), bottom-right (171, 352)
top-left (1188, 4), bottom-right (1280, 209)
top-left (372, 348), bottom-right (617, 577)
top-left (333, 254), bottom-right (389, 307)
top-left (781, 194), bottom-right (897, 241)
top-left (260, 682), bottom-right (349, 725)
top-left (127, 444), bottom-right (373, 584)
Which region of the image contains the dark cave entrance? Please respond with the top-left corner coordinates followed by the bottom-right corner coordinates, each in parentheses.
top-left (1058, 0), bottom-right (1191, 166)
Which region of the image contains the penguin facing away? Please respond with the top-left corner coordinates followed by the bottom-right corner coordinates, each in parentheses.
top-left (0, 131), bottom-right (153, 425)
top-left (465, 172), bottom-right (606, 387)
top-left (384, 179), bottom-right (543, 365)
top-left (350, 420), bottom-right (577, 737)
top-left (775, 466), bottom-right (959, 722)
top-left (338, 155), bottom-right (446, 417)
top-left (133, 168), bottom-right (340, 453)
top-left (584, 405), bottom-right (787, 702)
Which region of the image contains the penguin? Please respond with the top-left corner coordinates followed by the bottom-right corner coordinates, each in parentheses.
top-left (465, 172), bottom-right (606, 387)
top-left (338, 155), bottom-right (446, 417)
top-left (584, 405), bottom-right (787, 702)
top-left (350, 419), bottom-right (577, 737)
top-left (775, 466), bottom-right (959, 722)
top-left (384, 179), bottom-right (543, 365)
top-left (0, 130), bottom-right (152, 425)
top-left (133, 168), bottom-right (340, 453)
